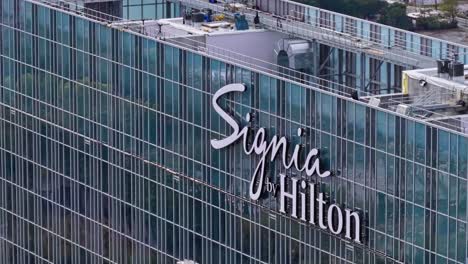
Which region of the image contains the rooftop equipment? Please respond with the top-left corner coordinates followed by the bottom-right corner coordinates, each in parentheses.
top-left (234, 13), bottom-right (249, 30)
top-left (449, 61), bottom-right (464, 77)
top-left (183, 10), bottom-right (191, 24)
top-left (192, 12), bottom-right (205, 23)
top-left (275, 39), bottom-right (313, 79)
top-left (437, 59), bottom-right (464, 79)
top-left (437, 59), bottom-right (450, 74)
top-left (205, 9), bottom-right (213, 22)
top-left (254, 11), bottom-right (260, 25)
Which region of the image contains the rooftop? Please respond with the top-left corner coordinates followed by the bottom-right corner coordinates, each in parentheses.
top-left (28, 0), bottom-right (468, 135)
top-left (363, 63), bottom-right (468, 133)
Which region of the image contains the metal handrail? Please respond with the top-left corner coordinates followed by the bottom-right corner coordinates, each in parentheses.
top-left (24, 0), bottom-right (468, 133)
top-left (254, 0), bottom-right (468, 61)
top-left (172, 0), bottom-right (425, 67)
top-left (124, 23), bottom-right (468, 133)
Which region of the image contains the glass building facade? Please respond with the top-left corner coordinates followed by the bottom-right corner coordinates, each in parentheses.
top-left (0, 0), bottom-right (468, 264)
top-left (122, 0), bottom-right (178, 20)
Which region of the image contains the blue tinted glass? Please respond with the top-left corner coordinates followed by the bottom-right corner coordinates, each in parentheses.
top-left (437, 172), bottom-right (449, 214)
top-left (376, 151), bottom-right (386, 191)
top-left (355, 104), bottom-right (365, 143)
top-left (413, 206), bottom-right (425, 247)
top-left (406, 120), bottom-right (415, 160)
top-left (321, 94), bottom-right (331, 132)
top-left (414, 164), bottom-right (425, 206)
top-left (459, 136), bottom-right (468, 178)
top-left (415, 123), bottom-right (426, 164)
top-left (438, 130), bottom-right (449, 172)
top-left (387, 115), bottom-right (395, 153)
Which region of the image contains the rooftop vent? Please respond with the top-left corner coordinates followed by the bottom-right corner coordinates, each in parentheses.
top-left (275, 39), bottom-right (313, 79)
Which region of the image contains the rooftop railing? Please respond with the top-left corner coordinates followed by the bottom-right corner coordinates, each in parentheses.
top-left (254, 0), bottom-right (468, 63)
top-left (24, 0), bottom-right (468, 134)
top-left (175, 0), bottom-right (449, 69)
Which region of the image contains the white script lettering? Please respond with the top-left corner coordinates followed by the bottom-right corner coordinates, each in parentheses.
top-left (211, 84), bottom-right (331, 201)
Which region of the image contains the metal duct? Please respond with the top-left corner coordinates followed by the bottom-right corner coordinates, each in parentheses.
top-left (274, 38), bottom-right (313, 72)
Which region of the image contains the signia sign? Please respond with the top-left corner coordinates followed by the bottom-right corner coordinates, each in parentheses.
top-left (211, 83), bottom-right (363, 243)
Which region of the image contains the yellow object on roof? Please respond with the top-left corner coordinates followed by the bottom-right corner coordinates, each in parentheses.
top-left (213, 14), bottom-right (225, 21)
